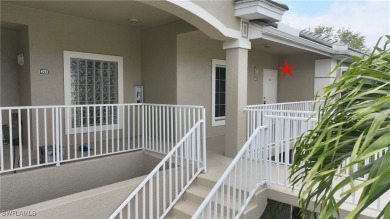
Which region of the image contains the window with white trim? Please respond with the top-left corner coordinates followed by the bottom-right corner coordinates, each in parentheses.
top-left (338, 66), bottom-right (348, 75)
top-left (64, 51), bottom-right (124, 133)
top-left (212, 59), bottom-right (226, 126)
top-left (338, 66), bottom-right (348, 99)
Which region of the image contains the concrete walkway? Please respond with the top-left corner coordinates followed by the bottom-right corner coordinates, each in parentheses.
top-left (4, 175), bottom-right (145, 219)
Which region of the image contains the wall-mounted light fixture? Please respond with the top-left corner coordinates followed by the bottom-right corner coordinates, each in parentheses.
top-left (253, 66), bottom-right (259, 81)
top-left (128, 18), bottom-right (139, 26)
top-left (17, 53), bottom-right (24, 66)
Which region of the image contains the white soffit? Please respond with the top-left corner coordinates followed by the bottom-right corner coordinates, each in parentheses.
top-left (235, 0), bottom-right (287, 22)
top-left (256, 25), bottom-right (362, 59)
top-left (277, 23), bottom-right (299, 37)
top-left (332, 42), bottom-right (349, 51)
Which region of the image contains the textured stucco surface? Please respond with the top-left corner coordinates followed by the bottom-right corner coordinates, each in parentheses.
top-left (1, 3), bottom-right (142, 106)
top-left (1, 28), bottom-right (20, 108)
top-left (176, 32), bottom-right (279, 139)
top-left (0, 151), bottom-right (162, 211)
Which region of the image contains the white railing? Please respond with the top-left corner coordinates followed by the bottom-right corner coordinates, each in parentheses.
top-left (192, 126), bottom-right (268, 219)
top-left (142, 104), bottom-right (204, 154)
top-left (263, 114), bottom-right (317, 187)
top-left (109, 119), bottom-right (206, 219)
top-left (244, 101), bottom-right (321, 139)
top-left (245, 100), bottom-right (323, 112)
top-left (263, 114), bottom-right (387, 213)
top-left (193, 102), bottom-right (385, 219)
top-left (0, 104), bottom-right (204, 173)
top-left (245, 109), bottom-right (316, 142)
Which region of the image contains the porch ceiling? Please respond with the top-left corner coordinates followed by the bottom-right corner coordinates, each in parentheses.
top-left (6, 1), bottom-right (180, 28)
top-left (252, 38), bottom-right (310, 55)
top-left (177, 30), bottom-right (317, 57)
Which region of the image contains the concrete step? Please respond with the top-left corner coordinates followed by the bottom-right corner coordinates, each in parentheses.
top-left (183, 177), bottom-right (254, 217)
top-left (171, 200), bottom-right (199, 219)
top-left (242, 201), bottom-right (258, 215)
top-left (164, 216), bottom-right (182, 219)
top-left (196, 176), bottom-right (249, 199)
top-left (241, 187), bottom-right (268, 219)
top-left (196, 176), bottom-right (216, 188)
top-left (212, 190), bottom-right (248, 216)
top-left (185, 187), bottom-right (248, 216)
top-left (204, 190), bottom-right (259, 218)
top-left (185, 184), bottom-right (211, 204)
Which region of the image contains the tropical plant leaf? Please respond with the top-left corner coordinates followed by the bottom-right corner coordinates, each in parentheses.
top-left (290, 36), bottom-right (390, 219)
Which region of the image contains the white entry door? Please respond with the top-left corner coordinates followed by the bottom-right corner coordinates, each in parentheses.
top-left (263, 69), bottom-right (278, 104)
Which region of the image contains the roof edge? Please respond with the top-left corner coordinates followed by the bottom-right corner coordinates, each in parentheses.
top-left (235, 0), bottom-right (289, 11)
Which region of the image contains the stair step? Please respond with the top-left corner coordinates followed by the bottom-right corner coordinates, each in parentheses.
top-left (200, 196), bottom-right (258, 219)
top-left (185, 185), bottom-right (211, 204)
top-left (190, 177), bottom-right (253, 215)
top-left (243, 201), bottom-right (257, 213)
top-left (171, 200), bottom-right (199, 218)
top-left (196, 177), bottom-right (249, 198)
top-left (168, 169), bottom-right (263, 219)
top-left (242, 187), bottom-right (268, 219)
top-left (196, 176), bottom-right (216, 188)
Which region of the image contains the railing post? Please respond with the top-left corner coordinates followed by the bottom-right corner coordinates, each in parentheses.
top-left (55, 107), bottom-right (61, 166)
top-left (141, 104), bottom-right (145, 150)
top-left (0, 112), bottom-right (3, 172)
top-left (266, 116), bottom-right (271, 181)
top-left (202, 107), bottom-right (207, 173)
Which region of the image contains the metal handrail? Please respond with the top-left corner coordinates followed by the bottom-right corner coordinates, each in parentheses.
top-left (192, 125), bottom-right (267, 219)
top-left (109, 119), bottom-right (206, 219)
top-left (0, 104), bottom-right (205, 173)
top-left (246, 100), bottom-right (320, 108)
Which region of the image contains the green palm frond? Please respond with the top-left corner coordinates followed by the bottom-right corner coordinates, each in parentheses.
top-left (290, 35), bottom-right (390, 219)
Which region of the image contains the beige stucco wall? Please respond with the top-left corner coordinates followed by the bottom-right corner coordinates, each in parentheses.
top-left (141, 21), bottom-right (195, 104)
top-left (1, 28), bottom-right (20, 107)
top-left (190, 0), bottom-right (240, 31)
top-left (177, 32), bottom-right (279, 138)
top-left (1, 26), bottom-right (30, 148)
top-left (278, 53), bottom-right (327, 102)
top-left (17, 26), bottom-right (32, 145)
top-left (177, 33), bottom-right (226, 138)
top-left (141, 0), bottom-right (240, 41)
top-left (1, 3), bottom-right (143, 148)
top-left (17, 26), bottom-right (31, 107)
top-left (0, 151), bottom-right (162, 211)
top-left (1, 3), bottom-right (141, 106)
top-left (0, 28), bottom-right (1, 106)
top-left (247, 49), bottom-right (279, 105)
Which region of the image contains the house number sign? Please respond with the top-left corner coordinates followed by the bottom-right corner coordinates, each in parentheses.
top-left (40, 69), bottom-right (49, 74)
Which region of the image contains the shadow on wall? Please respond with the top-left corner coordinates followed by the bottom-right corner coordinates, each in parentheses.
top-left (0, 151), bottom-right (162, 211)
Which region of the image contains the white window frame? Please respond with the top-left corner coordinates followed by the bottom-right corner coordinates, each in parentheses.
top-left (63, 50), bottom-right (124, 134)
top-left (338, 66), bottom-right (348, 76)
top-left (211, 59), bottom-right (226, 127)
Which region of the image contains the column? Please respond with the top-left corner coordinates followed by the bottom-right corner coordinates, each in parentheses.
top-left (223, 39), bottom-right (250, 158)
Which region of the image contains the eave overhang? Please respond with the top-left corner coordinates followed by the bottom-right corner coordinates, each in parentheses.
top-left (235, 0), bottom-right (288, 22)
top-left (253, 24), bottom-right (362, 62)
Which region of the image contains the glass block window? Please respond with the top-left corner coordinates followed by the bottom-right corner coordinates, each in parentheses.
top-left (70, 58), bottom-right (118, 128)
top-left (64, 51), bottom-right (123, 133)
top-left (212, 59), bottom-right (226, 126)
top-left (70, 59), bottom-right (118, 105)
